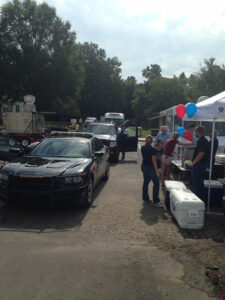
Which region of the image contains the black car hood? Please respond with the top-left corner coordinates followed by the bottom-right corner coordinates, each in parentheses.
top-left (2, 156), bottom-right (91, 177)
top-left (94, 134), bottom-right (116, 141)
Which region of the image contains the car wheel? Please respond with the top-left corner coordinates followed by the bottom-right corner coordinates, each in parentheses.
top-left (82, 177), bottom-right (93, 208)
top-left (113, 151), bottom-right (119, 162)
top-left (103, 161), bottom-right (110, 180)
top-left (8, 139), bottom-right (16, 146)
top-left (20, 138), bottom-right (30, 147)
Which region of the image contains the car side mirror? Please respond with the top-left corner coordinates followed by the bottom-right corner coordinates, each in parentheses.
top-left (94, 151), bottom-right (104, 158)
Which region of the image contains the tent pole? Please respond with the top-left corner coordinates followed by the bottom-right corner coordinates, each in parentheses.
top-left (172, 114), bottom-right (175, 132)
top-left (207, 119), bottom-right (215, 213)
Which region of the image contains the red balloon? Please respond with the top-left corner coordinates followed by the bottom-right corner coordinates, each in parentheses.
top-left (176, 104), bottom-right (186, 119)
top-left (183, 130), bottom-right (193, 142)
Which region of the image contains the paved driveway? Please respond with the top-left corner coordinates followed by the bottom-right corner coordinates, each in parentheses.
top-left (0, 150), bottom-right (215, 300)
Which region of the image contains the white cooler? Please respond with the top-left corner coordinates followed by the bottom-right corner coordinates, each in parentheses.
top-left (215, 154), bottom-right (225, 164)
top-left (170, 189), bottom-right (205, 229)
top-left (164, 181), bottom-right (186, 210)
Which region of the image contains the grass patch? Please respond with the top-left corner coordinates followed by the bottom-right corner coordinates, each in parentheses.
top-left (141, 129), bottom-right (152, 138)
top-left (129, 127), bottom-right (152, 138)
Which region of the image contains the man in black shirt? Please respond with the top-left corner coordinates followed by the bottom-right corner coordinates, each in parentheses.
top-left (209, 130), bottom-right (219, 165)
top-left (117, 124), bottom-right (127, 160)
top-left (192, 126), bottom-right (210, 201)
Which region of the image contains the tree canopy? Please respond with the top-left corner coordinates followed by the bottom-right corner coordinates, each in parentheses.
top-left (1, 1), bottom-right (225, 124)
top-left (0, 0), bottom-right (83, 114)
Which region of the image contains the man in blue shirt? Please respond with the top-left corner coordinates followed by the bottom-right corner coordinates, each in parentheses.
top-left (153, 126), bottom-right (171, 149)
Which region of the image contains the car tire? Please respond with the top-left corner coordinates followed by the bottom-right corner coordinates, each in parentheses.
top-left (103, 161), bottom-right (110, 180)
top-left (113, 150), bottom-right (119, 162)
top-left (82, 177), bottom-right (93, 208)
top-left (20, 138), bottom-right (30, 147)
top-left (8, 138), bottom-right (16, 146)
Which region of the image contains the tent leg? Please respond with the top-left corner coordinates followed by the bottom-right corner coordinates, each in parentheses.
top-left (206, 120), bottom-right (224, 216)
top-left (207, 120), bottom-right (215, 213)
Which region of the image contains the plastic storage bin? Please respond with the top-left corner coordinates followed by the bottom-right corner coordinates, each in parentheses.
top-left (170, 189), bottom-right (205, 229)
top-left (164, 181), bottom-right (186, 210)
top-left (204, 180), bottom-right (223, 207)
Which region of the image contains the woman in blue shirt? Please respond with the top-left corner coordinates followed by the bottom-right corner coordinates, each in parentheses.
top-left (141, 135), bottom-right (163, 207)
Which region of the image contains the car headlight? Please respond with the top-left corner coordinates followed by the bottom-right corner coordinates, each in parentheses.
top-left (0, 173), bottom-right (8, 181)
top-left (64, 176), bottom-right (83, 185)
top-left (110, 141), bottom-right (117, 147)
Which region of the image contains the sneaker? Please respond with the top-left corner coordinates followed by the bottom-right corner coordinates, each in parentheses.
top-left (153, 202), bottom-right (164, 208)
top-left (143, 199), bottom-right (151, 204)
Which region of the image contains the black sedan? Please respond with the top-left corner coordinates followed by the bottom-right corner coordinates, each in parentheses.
top-left (0, 133), bottom-right (109, 208)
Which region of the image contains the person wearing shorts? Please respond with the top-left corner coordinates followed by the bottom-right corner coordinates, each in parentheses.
top-left (161, 132), bottom-right (194, 186)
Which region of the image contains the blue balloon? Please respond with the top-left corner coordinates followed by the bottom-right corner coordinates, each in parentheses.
top-left (186, 103), bottom-right (197, 118)
top-left (177, 127), bottom-right (185, 138)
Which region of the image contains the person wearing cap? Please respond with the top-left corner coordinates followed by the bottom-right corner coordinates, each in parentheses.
top-left (153, 126), bottom-right (171, 149)
top-left (183, 124), bottom-right (197, 161)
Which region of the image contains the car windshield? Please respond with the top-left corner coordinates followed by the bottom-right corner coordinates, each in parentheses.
top-left (30, 139), bottom-right (90, 158)
top-left (104, 118), bottom-right (124, 127)
top-left (86, 124), bottom-right (116, 135)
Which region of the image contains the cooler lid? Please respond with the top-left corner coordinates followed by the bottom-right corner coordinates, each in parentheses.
top-left (217, 178), bottom-right (225, 185)
top-left (204, 180), bottom-right (223, 189)
top-left (170, 189), bottom-right (205, 208)
top-left (165, 180), bottom-right (186, 191)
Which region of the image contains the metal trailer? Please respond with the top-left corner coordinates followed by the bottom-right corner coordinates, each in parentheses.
top-left (159, 106), bottom-right (201, 133)
top-left (3, 111), bottom-right (45, 147)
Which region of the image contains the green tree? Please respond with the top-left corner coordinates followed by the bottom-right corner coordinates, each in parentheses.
top-left (0, 0), bottom-right (83, 115)
top-left (123, 76), bottom-right (137, 118)
top-left (142, 64), bottom-right (162, 81)
top-left (132, 77), bottom-right (187, 125)
top-left (132, 84), bottom-right (149, 124)
top-left (78, 42), bottom-right (124, 118)
top-left (187, 58), bottom-right (225, 101)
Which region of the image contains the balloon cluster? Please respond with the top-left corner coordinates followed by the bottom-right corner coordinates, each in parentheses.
top-left (177, 127), bottom-right (193, 141)
top-left (176, 103), bottom-right (197, 119)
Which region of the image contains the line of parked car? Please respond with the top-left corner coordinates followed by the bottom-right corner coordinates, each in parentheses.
top-left (0, 116), bottom-right (138, 210)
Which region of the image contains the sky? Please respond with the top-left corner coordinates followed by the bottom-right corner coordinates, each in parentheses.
top-left (1, 0), bottom-right (225, 82)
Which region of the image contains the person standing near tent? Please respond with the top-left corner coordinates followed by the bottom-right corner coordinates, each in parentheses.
top-left (161, 132), bottom-right (193, 186)
top-left (153, 126), bottom-right (170, 149)
top-left (209, 130), bottom-right (218, 166)
top-left (183, 124), bottom-right (197, 161)
top-left (192, 126), bottom-right (210, 201)
top-left (141, 135), bottom-right (163, 207)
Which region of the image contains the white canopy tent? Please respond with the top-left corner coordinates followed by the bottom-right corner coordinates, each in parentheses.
top-left (183, 91), bottom-right (225, 213)
top-left (183, 91), bottom-right (225, 122)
